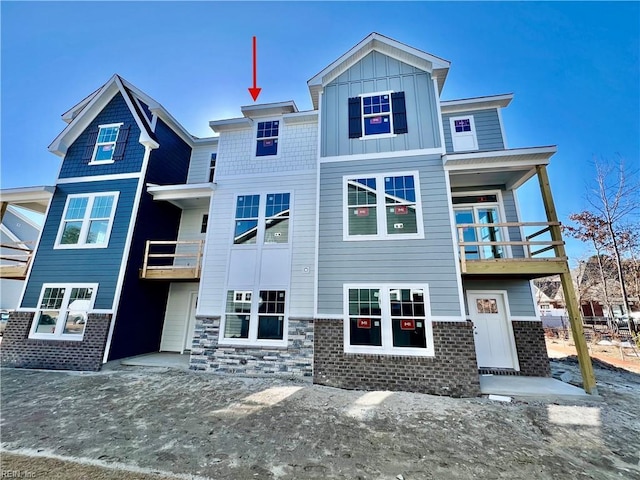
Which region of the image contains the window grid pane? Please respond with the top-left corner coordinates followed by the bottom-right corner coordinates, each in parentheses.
top-left (257, 290), bottom-right (286, 340)
top-left (90, 195), bottom-right (114, 219)
top-left (390, 289), bottom-right (427, 348)
top-left (348, 288), bottom-right (382, 346)
top-left (265, 193), bottom-right (290, 244)
top-left (234, 195), bottom-right (260, 244)
top-left (65, 197), bottom-right (88, 220)
top-left (224, 290), bottom-right (251, 339)
top-left (39, 288), bottom-right (66, 309)
top-left (257, 121), bottom-right (279, 139)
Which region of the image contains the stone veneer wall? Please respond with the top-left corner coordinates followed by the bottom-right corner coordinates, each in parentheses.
top-left (0, 311), bottom-right (111, 371)
top-left (512, 321), bottom-right (551, 377)
top-left (314, 319), bottom-right (481, 397)
top-left (190, 316), bottom-right (313, 379)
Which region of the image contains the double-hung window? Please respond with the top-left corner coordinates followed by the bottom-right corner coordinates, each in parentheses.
top-left (223, 289), bottom-right (287, 344)
top-left (234, 193), bottom-right (290, 245)
top-left (256, 121), bottom-right (279, 157)
top-left (29, 284), bottom-right (97, 340)
top-left (348, 91), bottom-right (407, 139)
top-left (90, 124), bottom-right (121, 163)
top-left (56, 192), bottom-right (119, 248)
top-left (344, 172), bottom-right (423, 240)
top-left (344, 284), bottom-right (433, 356)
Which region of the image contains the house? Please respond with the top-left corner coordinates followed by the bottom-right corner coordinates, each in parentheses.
top-left (1, 33), bottom-right (590, 396)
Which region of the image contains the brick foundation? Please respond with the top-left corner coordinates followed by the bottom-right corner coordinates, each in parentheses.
top-left (313, 319), bottom-right (481, 397)
top-left (189, 316), bottom-right (313, 379)
top-left (0, 311), bottom-right (111, 371)
top-left (512, 321), bottom-right (551, 376)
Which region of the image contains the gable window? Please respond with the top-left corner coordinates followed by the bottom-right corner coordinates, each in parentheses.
top-left (209, 153), bottom-right (217, 182)
top-left (449, 115), bottom-right (478, 152)
top-left (348, 91), bottom-right (407, 139)
top-left (222, 289), bottom-right (287, 344)
top-left (344, 172), bottom-right (422, 240)
top-left (56, 192), bottom-right (119, 248)
top-left (344, 284), bottom-right (433, 356)
top-left (256, 121), bottom-right (279, 157)
top-left (234, 193), bottom-right (291, 245)
top-left (83, 123), bottom-right (130, 165)
top-left (29, 283), bottom-right (97, 340)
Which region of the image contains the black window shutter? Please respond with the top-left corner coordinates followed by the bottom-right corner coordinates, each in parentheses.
top-left (82, 128), bottom-right (99, 161)
top-left (112, 125), bottom-right (130, 161)
top-left (348, 97), bottom-right (362, 139)
top-left (392, 92), bottom-right (408, 134)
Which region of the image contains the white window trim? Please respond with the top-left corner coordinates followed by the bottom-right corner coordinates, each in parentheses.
top-left (449, 115), bottom-right (478, 152)
top-left (253, 118), bottom-right (281, 159)
top-left (343, 170), bottom-right (424, 241)
top-left (88, 123), bottom-right (123, 165)
top-left (28, 283), bottom-right (98, 341)
top-left (452, 189), bottom-right (512, 259)
top-left (232, 192), bottom-right (292, 247)
top-left (54, 191), bottom-right (120, 249)
top-left (343, 283), bottom-right (434, 357)
top-left (218, 288), bottom-right (289, 348)
top-left (358, 91), bottom-right (397, 140)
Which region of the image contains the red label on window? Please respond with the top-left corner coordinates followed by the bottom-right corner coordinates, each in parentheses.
top-left (400, 319), bottom-right (415, 330)
top-left (101, 145), bottom-right (113, 152)
top-left (263, 140), bottom-right (273, 146)
top-left (357, 318), bottom-right (371, 329)
top-left (370, 116), bottom-right (382, 124)
top-left (356, 208), bottom-right (369, 217)
top-left (395, 205), bottom-right (408, 215)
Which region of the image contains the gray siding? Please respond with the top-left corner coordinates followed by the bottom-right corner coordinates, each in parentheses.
top-left (442, 108), bottom-right (504, 153)
top-left (321, 51), bottom-right (441, 157)
top-left (463, 278), bottom-right (536, 317)
top-left (318, 155), bottom-right (461, 317)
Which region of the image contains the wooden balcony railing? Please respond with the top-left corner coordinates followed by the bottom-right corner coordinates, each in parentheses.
top-left (0, 243), bottom-right (34, 280)
top-left (456, 222), bottom-right (569, 277)
top-left (140, 240), bottom-right (204, 280)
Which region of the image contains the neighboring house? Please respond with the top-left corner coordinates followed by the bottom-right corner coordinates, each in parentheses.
top-left (534, 277), bottom-right (568, 317)
top-left (2, 33), bottom-right (575, 397)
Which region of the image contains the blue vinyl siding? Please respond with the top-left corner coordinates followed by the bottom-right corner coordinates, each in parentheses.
top-left (321, 51), bottom-right (441, 157)
top-left (58, 93), bottom-right (146, 178)
top-left (442, 109), bottom-right (504, 153)
top-left (146, 118), bottom-right (191, 185)
top-left (21, 179), bottom-right (138, 310)
top-left (317, 155), bottom-right (461, 317)
top-left (463, 278), bottom-right (536, 317)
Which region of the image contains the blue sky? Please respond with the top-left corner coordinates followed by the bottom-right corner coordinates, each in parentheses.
top-left (1, 1), bottom-right (638, 264)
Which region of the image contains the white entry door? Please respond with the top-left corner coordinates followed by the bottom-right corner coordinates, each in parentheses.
top-left (183, 292), bottom-right (198, 352)
top-left (468, 292), bottom-right (518, 369)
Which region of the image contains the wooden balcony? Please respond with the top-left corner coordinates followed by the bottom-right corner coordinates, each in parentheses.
top-left (0, 243), bottom-right (33, 280)
top-left (139, 240), bottom-right (204, 280)
top-left (457, 222), bottom-right (569, 279)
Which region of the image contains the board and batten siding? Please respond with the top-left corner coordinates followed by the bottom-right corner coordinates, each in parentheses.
top-left (160, 282), bottom-right (199, 352)
top-left (58, 93), bottom-right (146, 179)
top-left (21, 178), bottom-right (138, 310)
top-left (317, 155), bottom-right (462, 317)
top-left (187, 144), bottom-right (217, 184)
top-left (199, 171), bottom-right (316, 317)
top-left (463, 278), bottom-right (536, 317)
top-left (442, 108), bottom-right (504, 153)
top-left (321, 51), bottom-right (441, 158)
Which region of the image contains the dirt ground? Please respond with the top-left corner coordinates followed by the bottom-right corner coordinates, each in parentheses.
top-left (1, 354), bottom-right (639, 480)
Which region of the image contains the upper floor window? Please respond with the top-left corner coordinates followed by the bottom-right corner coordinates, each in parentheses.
top-left (209, 153), bottom-right (217, 182)
top-left (55, 192), bottom-right (119, 249)
top-left (29, 283), bottom-right (97, 340)
top-left (344, 284), bottom-right (434, 356)
top-left (234, 193), bottom-right (290, 245)
top-left (348, 91), bottom-right (407, 139)
top-left (84, 123), bottom-right (130, 165)
top-left (256, 121), bottom-right (279, 157)
top-left (344, 172), bottom-right (423, 241)
top-left (449, 115), bottom-right (478, 152)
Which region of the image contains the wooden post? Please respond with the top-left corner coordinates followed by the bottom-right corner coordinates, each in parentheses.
top-left (458, 226), bottom-right (466, 273)
top-left (536, 165), bottom-right (597, 394)
top-left (142, 241), bottom-right (151, 278)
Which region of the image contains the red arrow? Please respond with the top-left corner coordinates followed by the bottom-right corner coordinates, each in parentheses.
top-left (248, 36), bottom-right (261, 101)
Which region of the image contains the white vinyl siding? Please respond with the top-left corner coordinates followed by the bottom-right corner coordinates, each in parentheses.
top-left (186, 144), bottom-right (218, 184)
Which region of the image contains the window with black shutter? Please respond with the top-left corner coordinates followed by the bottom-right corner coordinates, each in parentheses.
top-left (348, 92), bottom-right (408, 139)
top-left (85, 123), bottom-right (127, 164)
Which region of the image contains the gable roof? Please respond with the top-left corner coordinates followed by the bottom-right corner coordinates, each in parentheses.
top-left (49, 75), bottom-right (195, 157)
top-left (307, 32), bottom-right (450, 109)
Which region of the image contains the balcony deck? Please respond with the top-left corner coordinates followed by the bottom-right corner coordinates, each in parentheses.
top-left (457, 222), bottom-right (569, 279)
top-left (139, 240), bottom-right (204, 281)
top-left (0, 243), bottom-right (33, 280)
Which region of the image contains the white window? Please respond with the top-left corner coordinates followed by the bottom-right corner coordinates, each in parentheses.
top-left (29, 283), bottom-right (97, 340)
top-left (221, 289), bottom-right (287, 345)
top-left (449, 116), bottom-right (478, 152)
top-left (453, 192), bottom-right (508, 260)
top-left (234, 193), bottom-right (290, 245)
top-left (344, 284), bottom-right (434, 356)
top-left (90, 124), bottom-right (121, 163)
top-left (55, 192), bottom-right (119, 249)
top-left (343, 172), bottom-right (424, 241)
top-left (256, 121), bottom-right (279, 157)
top-left (361, 92), bottom-right (393, 137)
